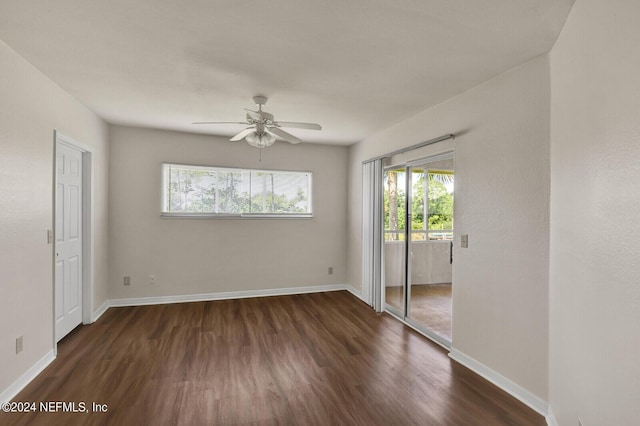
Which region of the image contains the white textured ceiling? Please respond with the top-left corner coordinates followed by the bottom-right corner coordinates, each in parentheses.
top-left (0, 0), bottom-right (573, 145)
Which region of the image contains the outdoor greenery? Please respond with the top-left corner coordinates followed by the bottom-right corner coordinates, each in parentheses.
top-left (384, 169), bottom-right (454, 240)
top-left (165, 167), bottom-right (310, 214)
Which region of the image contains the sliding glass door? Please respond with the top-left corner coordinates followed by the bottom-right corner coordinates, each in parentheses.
top-left (383, 153), bottom-right (454, 346)
top-left (383, 167), bottom-right (406, 317)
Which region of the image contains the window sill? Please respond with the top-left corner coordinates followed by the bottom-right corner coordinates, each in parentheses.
top-left (160, 213), bottom-right (313, 219)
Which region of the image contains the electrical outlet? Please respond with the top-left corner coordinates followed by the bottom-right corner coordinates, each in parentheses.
top-left (16, 336), bottom-right (23, 354)
top-left (124, 276), bottom-right (131, 286)
top-left (328, 267), bottom-right (334, 275)
top-left (149, 275), bottom-right (156, 285)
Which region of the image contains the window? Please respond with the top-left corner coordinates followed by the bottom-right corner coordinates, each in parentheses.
top-left (384, 167), bottom-right (453, 241)
top-left (417, 169), bottom-right (454, 241)
top-left (162, 163), bottom-right (312, 217)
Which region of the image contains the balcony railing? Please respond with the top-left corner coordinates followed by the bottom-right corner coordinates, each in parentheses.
top-left (384, 229), bottom-right (453, 241)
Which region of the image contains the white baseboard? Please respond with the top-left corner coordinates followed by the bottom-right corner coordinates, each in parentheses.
top-left (546, 407), bottom-right (558, 426)
top-left (92, 300), bottom-right (110, 322)
top-left (0, 350), bottom-right (55, 404)
top-left (345, 285), bottom-right (365, 302)
top-left (109, 284), bottom-right (349, 307)
top-left (448, 348), bottom-right (548, 416)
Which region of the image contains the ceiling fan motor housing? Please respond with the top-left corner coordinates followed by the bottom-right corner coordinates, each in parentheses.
top-left (253, 95), bottom-right (268, 106)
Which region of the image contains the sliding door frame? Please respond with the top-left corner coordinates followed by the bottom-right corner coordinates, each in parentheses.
top-left (382, 151), bottom-right (455, 350)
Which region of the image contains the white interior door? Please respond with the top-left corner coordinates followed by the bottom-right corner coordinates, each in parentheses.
top-left (55, 142), bottom-right (83, 342)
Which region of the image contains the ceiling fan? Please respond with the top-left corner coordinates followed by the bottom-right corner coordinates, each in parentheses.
top-left (193, 96), bottom-right (322, 148)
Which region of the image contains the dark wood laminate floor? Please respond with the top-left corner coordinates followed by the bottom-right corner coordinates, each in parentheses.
top-left (1, 291), bottom-right (543, 425)
top-left (386, 284), bottom-right (452, 340)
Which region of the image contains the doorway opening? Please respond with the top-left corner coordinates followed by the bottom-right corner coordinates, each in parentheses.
top-left (383, 152), bottom-right (454, 347)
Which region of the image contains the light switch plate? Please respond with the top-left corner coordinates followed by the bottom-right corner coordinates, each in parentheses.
top-left (47, 229), bottom-right (54, 244)
top-left (461, 234), bottom-right (469, 248)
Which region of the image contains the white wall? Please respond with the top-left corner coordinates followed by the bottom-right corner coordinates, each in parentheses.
top-left (385, 241), bottom-right (452, 286)
top-left (108, 126), bottom-right (348, 299)
top-left (549, 0), bottom-right (640, 424)
top-left (348, 56), bottom-right (551, 401)
top-left (0, 41), bottom-right (109, 395)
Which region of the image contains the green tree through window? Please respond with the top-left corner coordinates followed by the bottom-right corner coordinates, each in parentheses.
top-left (163, 164), bottom-right (312, 216)
top-left (384, 168), bottom-right (453, 241)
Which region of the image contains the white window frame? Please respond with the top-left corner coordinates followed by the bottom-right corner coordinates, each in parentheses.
top-left (161, 163), bottom-right (313, 218)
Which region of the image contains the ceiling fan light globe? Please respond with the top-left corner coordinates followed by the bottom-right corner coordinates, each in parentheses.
top-left (264, 132), bottom-right (276, 146)
top-left (245, 131), bottom-right (275, 148)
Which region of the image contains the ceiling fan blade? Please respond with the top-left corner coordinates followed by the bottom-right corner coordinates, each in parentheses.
top-left (274, 121), bottom-right (322, 131)
top-left (192, 121), bottom-right (249, 125)
top-left (244, 109), bottom-right (275, 122)
top-left (269, 127), bottom-right (301, 144)
top-left (230, 128), bottom-right (257, 142)
top-left (244, 109), bottom-right (262, 121)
